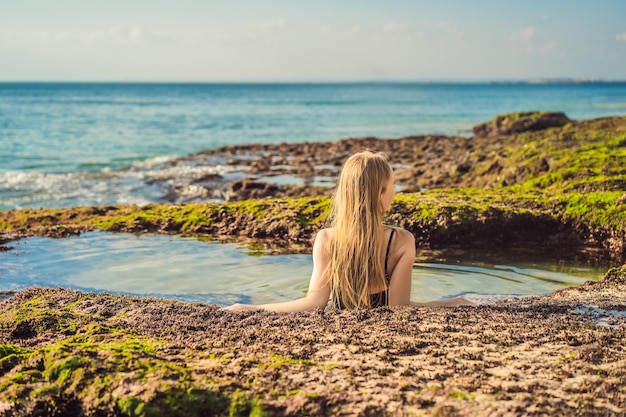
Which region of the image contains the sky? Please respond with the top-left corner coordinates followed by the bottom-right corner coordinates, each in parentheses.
top-left (1, 0), bottom-right (625, 82)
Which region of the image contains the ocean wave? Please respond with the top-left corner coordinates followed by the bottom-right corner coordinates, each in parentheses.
top-left (0, 156), bottom-right (246, 210)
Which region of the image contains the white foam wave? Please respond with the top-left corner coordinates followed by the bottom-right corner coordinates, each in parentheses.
top-left (0, 156), bottom-right (247, 209)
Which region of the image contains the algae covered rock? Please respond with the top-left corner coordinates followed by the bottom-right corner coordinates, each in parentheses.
top-left (1, 114), bottom-right (625, 262)
top-left (472, 111), bottom-right (572, 138)
top-left (1, 284), bottom-right (626, 416)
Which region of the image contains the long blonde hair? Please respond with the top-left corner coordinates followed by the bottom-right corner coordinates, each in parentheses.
top-left (327, 150), bottom-right (393, 309)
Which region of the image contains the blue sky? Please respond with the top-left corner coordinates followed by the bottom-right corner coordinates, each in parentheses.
top-left (1, 0), bottom-right (625, 81)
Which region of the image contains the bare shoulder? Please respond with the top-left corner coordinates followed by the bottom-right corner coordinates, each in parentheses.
top-left (315, 227), bottom-right (333, 240)
top-left (392, 228), bottom-right (416, 250)
top-left (314, 228), bottom-right (333, 247)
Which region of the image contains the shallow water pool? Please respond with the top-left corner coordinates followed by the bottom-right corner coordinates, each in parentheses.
top-left (0, 232), bottom-right (605, 306)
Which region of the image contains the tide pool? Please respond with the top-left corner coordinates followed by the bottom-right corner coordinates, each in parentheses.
top-left (0, 232), bottom-right (605, 306)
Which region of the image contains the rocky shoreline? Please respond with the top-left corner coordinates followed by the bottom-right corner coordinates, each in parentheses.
top-left (1, 111), bottom-right (625, 263)
top-left (139, 111), bottom-right (617, 204)
top-left (1, 111), bottom-right (626, 416)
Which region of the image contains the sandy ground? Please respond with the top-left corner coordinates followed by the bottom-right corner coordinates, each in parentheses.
top-left (0, 266), bottom-right (625, 416)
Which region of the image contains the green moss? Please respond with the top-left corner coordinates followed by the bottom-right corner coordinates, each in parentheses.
top-left (0, 329), bottom-right (248, 415)
top-left (0, 345), bottom-right (26, 359)
top-left (180, 213), bottom-right (206, 231)
top-left (228, 200), bottom-right (269, 219)
top-left (467, 116), bottom-right (626, 192)
top-left (44, 356), bottom-right (91, 385)
top-left (116, 387), bottom-right (263, 417)
top-left (450, 390), bottom-right (474, 400)
top-left (117, 396), bottom-right (146, 417)
top-left (30, 384), bottom-right (60, 398)
top-left (229, 389), bottom-right (266, 417)
top-left (559, 192), bottom-right (625, 229)
top-left (161, 388), bottom-right (228, 417)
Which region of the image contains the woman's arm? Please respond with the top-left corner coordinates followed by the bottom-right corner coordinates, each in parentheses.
top-left (387, 229), bottom-right (416, 307)
top-left (224, 229), bottom-right (332, 312)
top-left (387, 230), bottom-right (475, 307)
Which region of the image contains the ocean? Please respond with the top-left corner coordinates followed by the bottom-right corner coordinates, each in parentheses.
top-left (2, 82), bottom-right (626, 210)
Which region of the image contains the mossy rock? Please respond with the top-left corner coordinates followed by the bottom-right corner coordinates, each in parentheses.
top-left (2, 283), bottom-right (626, 416)
top-left (472, 111), bottom-right (572, 138)
top-left (1, 114), bottom-right (625, 262)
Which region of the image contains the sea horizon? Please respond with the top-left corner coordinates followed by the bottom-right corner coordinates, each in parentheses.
top-left (2, 78), bottom-right (626, 84)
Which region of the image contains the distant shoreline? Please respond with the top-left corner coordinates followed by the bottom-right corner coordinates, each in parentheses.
top-left (1, 79), bottom-right (626, 85)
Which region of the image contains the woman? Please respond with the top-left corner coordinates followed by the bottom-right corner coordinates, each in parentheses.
top-left (225, 150), bottom-right (473, 312)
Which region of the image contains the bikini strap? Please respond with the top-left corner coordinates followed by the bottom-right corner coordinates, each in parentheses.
top-left (384, 229), bottom-right (395, 280)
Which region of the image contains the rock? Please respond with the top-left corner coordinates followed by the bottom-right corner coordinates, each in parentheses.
top-left (223, 180), bottom-right (280, 201)
top-left (0, 236), bottom-right (12, 252)
top-left (604, 264), bottom-right (626, 286)
top-left (472, 111), bottom-right (572, 138)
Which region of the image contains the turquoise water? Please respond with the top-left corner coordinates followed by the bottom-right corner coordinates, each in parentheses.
top-left (2, 82), bottom-right (626, 210)
top-left (0, 232), bottom-right (605, 305)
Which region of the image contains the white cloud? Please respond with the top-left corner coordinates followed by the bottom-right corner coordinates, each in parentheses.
top-left (438, 21), bottom-right (463, 37)
top-left (0, 25), bottom-right (170, 47)
top-left (83, 25), bottom-right (149, 45)
top-left (0, 30), bottom-right (74, 47)
top-left (540, 41), bottom-right (557, 54)
top-left (616, 32), bottom-right (626, 42)
top-left (211, 32), bottom-right (258, 47)
top-left (381, 22), bottom-right (408, 33)
top-left (258, 18), bottom-right (286, 30)
top-left (510, 27), bottom-right (534, 42)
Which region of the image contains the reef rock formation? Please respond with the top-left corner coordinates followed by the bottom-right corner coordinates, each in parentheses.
top-left (472, 111), bottom-right (572, 138)
top-left (0, 265), bottom-right (625, 416)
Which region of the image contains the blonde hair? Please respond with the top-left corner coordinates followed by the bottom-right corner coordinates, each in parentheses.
top-left (327, 150), bottom-right (393, 309)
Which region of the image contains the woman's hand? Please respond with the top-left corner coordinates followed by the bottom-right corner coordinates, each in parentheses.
top-left (223, 303), bottom-right (262, 312)
top-left (437, 297), bottom-right (476, 307)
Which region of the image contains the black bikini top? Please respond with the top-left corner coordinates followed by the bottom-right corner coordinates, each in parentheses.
top-left (370, 229), bottom-right (395, 308)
